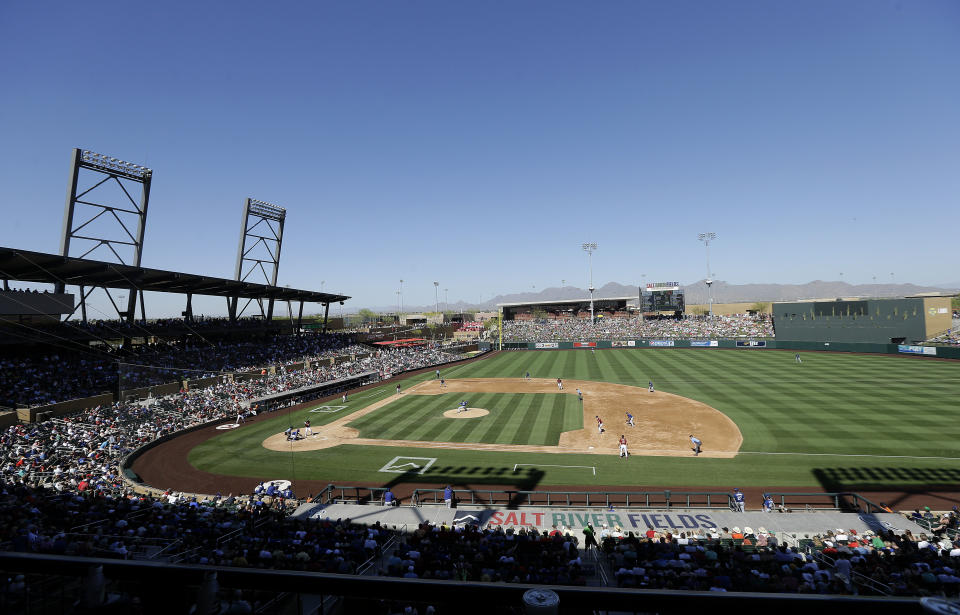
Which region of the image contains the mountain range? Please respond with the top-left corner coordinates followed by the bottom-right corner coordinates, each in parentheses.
top-left (365, 280), bottom-right (958, 313)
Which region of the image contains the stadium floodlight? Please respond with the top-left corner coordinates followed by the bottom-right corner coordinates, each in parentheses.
top-left (582, 242), bottom-right (598, 323)
top-left (697, 233), bottom-right (717, 319)
top-left (247, 198), bottom-right (286, 221)
top-left (434, 281), bottom-right (440, 315)
top-left (79, 149), bottom-right (152, 179)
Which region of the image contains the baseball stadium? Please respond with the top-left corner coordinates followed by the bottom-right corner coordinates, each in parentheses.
top-left (5, 5), bottom-right (960, 613)
top-left (1, 149), bottom-right (959, 614)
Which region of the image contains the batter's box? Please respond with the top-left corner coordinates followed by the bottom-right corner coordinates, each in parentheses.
top-left (308, 405), bottom-right (348, 414)
top-left (379, 456), bottom-right (438, 474)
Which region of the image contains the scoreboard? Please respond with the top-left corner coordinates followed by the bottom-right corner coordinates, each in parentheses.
top-left (640, 282), bottom-right (685, 313)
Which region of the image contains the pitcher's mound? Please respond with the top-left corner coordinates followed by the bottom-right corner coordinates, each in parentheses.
top-left (442, 408), bottom-right (490, 419)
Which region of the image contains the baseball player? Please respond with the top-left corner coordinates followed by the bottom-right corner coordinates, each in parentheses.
top-left (557, 378), bottom-right (563, 390)
top-left (795, 353), bottom-right (802, 364)
top-left (525, 371), bottom-right (530, 381)
top-left (732, 488), bottom-right (745, 513)
top-left (689, 434), bottom-right (701, 456)
top-left (396, 384), bottom-right (401, 395)
top-left (576, 388), bottom-right (583, 402)
top-left (619, 435), bottom-right (628, 458)
top-left (304, 419), bottom-right (312, 437)
top-left (436, 369), bottom-right (441, 379)
top-left (648, 381), bottom-right (654, 393)
top-left (625, 412), bottom-right (635, 427)
top-left (596, 415), bottom-right (604, 434)
top-left (458, 400), bottom-right (467, 413)
top-left (342, 393), bottom-right (348, 403)
top-left (440, 377), bottom-right (446, 388)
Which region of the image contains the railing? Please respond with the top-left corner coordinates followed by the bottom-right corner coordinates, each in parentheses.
top-left (765, 492), bottom-right (886, 514)
top-left (811, 549), bottom-right (893, 596)
top-left (312, 484), bottom-right (390, 506)
top-left (411, 489), bottom-right (733, 509)
top-left (0, 551), bottom-right (930, 614)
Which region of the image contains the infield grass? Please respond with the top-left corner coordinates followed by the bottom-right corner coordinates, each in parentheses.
top-left (189, 349), bottom-right (960, 490)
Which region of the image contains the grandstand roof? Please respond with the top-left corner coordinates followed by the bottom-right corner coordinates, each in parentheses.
top-left (0, 246), bottom-right (349, 304)
top-left (497, 296), bottom-right (638, 308)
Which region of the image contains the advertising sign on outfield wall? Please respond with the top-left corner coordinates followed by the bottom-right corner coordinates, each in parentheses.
top-left (611, 340), bottom-right (636, 347)
top-left (574, 342), bottom-right (597, 348)
top-left (534, 342), bottom-right (559, 349)
top-left (898, 345), bottom-right (937, 356)
top-left (690, 340), bottom-right (719, 347)
top-left (736, 341), bottom-right (767, 347)
top-left (649, 340), bottom-right (675, 347)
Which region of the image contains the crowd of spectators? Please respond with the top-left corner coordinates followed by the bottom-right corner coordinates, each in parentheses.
top-left (385, 522), bottom-right (587, 585)
top-left (597, 522), bottom-right (960, 597)
top-left (927, 318), bottom-right (960, 345)
top-left (2, 332), bottom-right (376, 408)
top-left (1, 344), bottom-right (468, 496)
top-left (503, 314), bottom-right (774, 342)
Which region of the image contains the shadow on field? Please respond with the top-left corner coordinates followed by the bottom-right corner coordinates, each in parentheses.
top-left (813, 467), bottom-right (960, 510)
top-left (382, 466), bottom-right (546, 510)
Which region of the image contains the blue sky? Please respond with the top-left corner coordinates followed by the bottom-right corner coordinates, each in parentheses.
top-left (1, 1), bottom-right (958, 317)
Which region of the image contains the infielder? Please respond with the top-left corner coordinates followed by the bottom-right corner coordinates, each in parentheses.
top-left (596, 415), bottom-right (604, 434)
top-left (576, 388), bottom-right (583, 402)
top-left (619, 435), bottom-right (628, 458)
top-left (625, 412), bottom-right (635, 427)
top-left (396, 384), bottom-right (401, 395)
top-left (458, 400), bottom-right (468, 413)
top-left (689, 434), bottom-right (701, 456)
top-left (557, 378), bottom-right (563, 390)
top-left (648, 381), bottom-right (654, 393)
top-left (440, 377), bottom-right (446, 388)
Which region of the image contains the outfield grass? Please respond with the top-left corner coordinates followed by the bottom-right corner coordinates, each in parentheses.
top-left (188, 349), bottom-right (960, 490)
top-left (348, 392), bottom-right (582, 445)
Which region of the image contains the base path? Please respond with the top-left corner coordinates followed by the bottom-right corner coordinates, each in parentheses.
top-left (262, 378), bottom-right (743, 458)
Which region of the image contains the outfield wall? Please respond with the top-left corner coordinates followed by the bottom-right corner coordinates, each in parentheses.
top-left (502, 339), bottom-right (960, 359)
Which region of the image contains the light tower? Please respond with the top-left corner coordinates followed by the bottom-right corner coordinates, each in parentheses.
top-left (582, 242), bottom-right (597, 323)
top-left (433, 281), bottom-right (440, 315)
top-left (697, 233), bottom-right (717, 319)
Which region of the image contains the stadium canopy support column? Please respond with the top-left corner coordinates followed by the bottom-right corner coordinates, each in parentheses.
top-left (322, 302), bottom-right (330, 334)
top-left (2, 278), bottom-right (8, 291)
top-left (297, 301), bottom-right (304, 330)
top-left (185, 293), bottom-right (193, 322)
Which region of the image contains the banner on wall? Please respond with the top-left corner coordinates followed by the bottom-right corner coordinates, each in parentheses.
top-left (574, 342), bottom-right (597, 348)
top-left (649, 340), bottom-right (675, 347)
top-left (898, 345), bottom-right (936, 356)
top-left (690, 340), bottom-right (719, 347)
top-left (736, 341), bottom-right (767, 347)
top-left (611, 340), bottom-right (636, 347)
top-left (534, 342), bottom-right (559, 349)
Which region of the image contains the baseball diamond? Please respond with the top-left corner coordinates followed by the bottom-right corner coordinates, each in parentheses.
top-left (134, 347), bottom-right (960, 503)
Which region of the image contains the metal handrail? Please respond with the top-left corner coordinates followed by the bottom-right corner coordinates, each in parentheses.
top-left (411, 488), bottom-right (733, 509)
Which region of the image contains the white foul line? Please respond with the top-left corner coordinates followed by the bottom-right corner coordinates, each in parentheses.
top-left (514, 463), bottom-right (596, 476)
top-left (738, 450), bottom-right (960, 461)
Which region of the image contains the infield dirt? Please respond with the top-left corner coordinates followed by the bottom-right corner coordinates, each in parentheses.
top-left (261, 378), bottom-right (742, 458)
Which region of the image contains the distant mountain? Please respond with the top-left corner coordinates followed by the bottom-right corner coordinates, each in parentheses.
top-left (363, 280), bottom-right (958, 313)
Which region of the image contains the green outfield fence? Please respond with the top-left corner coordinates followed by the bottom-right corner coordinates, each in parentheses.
top-left (501, 338), bottom-right (960, 358)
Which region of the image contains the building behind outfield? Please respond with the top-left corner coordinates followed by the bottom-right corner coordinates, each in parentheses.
top-left (772, 296), bottom-right (952, 344)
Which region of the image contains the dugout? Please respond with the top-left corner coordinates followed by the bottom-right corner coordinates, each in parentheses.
top-left (244, 371), bottom-right (379, 412)
top-left (772, 297), bottom-right (952, 344)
